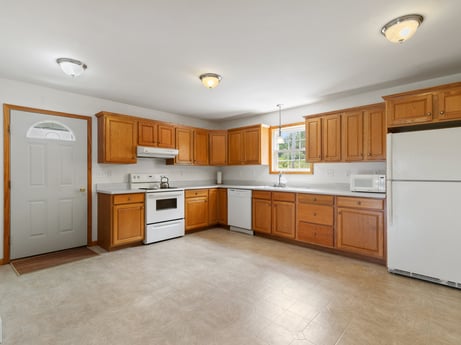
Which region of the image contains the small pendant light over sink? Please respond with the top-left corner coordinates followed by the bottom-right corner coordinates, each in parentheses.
top-left (381, 14), bottom-right (424, 43)
top-left (276, 104), bottom-right (284, 144)
top-left (199, 73), bottom-right (222, 89)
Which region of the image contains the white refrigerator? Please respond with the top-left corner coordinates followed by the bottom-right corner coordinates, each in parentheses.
top-left (387, 127), bottom-right (461, 288)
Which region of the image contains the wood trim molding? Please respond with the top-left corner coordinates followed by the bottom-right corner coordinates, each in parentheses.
top-left (2, 104), bottom-right (92, 264)
top-left (382, 81), bottom-right (461, 100)
top-left (303, 102), bottom-right (385, 119)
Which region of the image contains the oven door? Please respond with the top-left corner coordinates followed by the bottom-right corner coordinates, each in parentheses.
top-left (146, 191), bottom-right (184, 224)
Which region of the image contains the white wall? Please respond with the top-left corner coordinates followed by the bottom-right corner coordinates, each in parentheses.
top-left (0, 77), bottom-right (218, 260)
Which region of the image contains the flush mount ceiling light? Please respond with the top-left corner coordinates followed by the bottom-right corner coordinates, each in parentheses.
top-left (199, 73), bottom-right (222, 89)
top-left (381, 14), bottom-right (424, 43)
top-left (56, 57), bottom-right (87, 77)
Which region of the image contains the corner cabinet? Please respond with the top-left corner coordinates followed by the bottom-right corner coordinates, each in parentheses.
top-left (209, 130), bottom-right (227, 165)
top-left (97, 193), bottom-right (145, 251)
top-left (168, 127), bottom-right (209, 165)
top-left (228, 125), bottom-right (269, 165)
top-left (384, 82), bottom-right (461, 128)
top-left (96, 112), bottom-right (137, 164)
top-left (217, 188), bottom-right (228, 225)
top-left (336, 196), bottom-right (385, 260)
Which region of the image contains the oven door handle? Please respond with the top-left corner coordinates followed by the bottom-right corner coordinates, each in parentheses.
top-left (147, 192), bottom-right (184, 199)
top-left (151, 219), bottom-right (184, 229)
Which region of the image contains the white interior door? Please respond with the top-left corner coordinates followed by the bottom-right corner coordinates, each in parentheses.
top-left (10, 110), bottom-right (88, 259)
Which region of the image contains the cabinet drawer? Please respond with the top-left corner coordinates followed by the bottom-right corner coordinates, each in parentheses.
top-left (297, 193), bottom-right (334, 205)
top-left (185, 189), bottom-right (209, 198)
top-left (336, 197), bottom-right (384, 210)
top-left (272, 192), bottom-right (295, 202)
top-left (297, 204), bottom-right (333, 226)
top-left (252, 190), bottom-right (271, 200)
top-left (297, 222), bottom-right (333, 247)
top-left (113, 193), bottom-right (145, 205)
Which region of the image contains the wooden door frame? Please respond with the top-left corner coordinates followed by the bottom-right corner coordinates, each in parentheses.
top-left (2, 104), bottom-right (93, 264)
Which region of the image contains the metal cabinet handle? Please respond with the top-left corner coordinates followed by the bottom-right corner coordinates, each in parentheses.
top-left (426, 112), bottom-right (432, 116)
top-left (440, 111), bottom-right (445, 116)
top-left (313, 212), bottom-right (317, 216)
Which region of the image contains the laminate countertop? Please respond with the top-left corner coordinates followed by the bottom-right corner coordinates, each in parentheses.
top-left (97, 183), bottom-right (385, 199)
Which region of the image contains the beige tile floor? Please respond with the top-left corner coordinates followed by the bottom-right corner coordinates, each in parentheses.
top-left (1, 228), bottom-right (460, 345)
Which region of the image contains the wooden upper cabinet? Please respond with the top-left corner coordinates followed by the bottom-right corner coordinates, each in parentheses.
top-left (96, 112), bottom-right (137, 164)
top-left (436, 87), bottom-right (461, 121)
top-left (385, 93), bottom-right (433, 127)
top-left (174, 127), bottom-right (194, 164)
top-left (342, 111), bottom-right (363, 161)
top-left (305, 117), bottom-right (322, 162)
top-left (384, 82), bottom-right (461, 128)
top-left (228, 130), bottom-right (243, 165)
top-left (138, 120), bottom-right (175, 148)
top-left (193, 129), bottom-right (209, 165)
top-left (227, 125), bottom-right (269, 165)
top-left (305, 114), bottom-right (341, 162)
top-left (209, 130), bottom-right (227, 166)
top-left (364, 106), bottom-right (386, 160)
top-left (322, 114), bottom-right (341, 161)
top-left (342, 103), bottom-right (386, 162)
top-left (157, 123), bottom-right (175, 148)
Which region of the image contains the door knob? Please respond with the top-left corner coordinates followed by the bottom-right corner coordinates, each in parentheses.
top-left (79, 187), bottom-right (86, 192)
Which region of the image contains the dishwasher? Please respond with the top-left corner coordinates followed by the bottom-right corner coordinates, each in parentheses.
top-left (227, 188), bottom-right (253, 235)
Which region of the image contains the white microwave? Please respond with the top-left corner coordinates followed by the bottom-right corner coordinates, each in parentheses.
top-left (350, 174), bottom-right (386, 193)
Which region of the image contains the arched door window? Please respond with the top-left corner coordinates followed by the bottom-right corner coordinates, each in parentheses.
top-left (26, 120), bottom-right (76, 141)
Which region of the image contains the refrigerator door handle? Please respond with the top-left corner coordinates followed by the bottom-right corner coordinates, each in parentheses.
top-left (387, 181), bottom-right (393, 226)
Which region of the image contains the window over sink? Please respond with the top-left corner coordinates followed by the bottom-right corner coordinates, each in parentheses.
top-left (270, 123), bottom-right (313, 174)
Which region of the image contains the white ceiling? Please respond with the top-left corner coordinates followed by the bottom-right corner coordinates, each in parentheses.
top-left (1, 0), bottom-right (461, 121)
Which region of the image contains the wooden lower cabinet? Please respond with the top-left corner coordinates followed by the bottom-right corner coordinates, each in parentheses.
top-left (252, 191), bottom-right (272, 234)
top-left (296, 193), bottom-right (334, 247)
top-left (185, 189), bottom-right (209, 231)
top-left (336, 197), bottom-right (385, 259)
top-left (217, 188), bottom-right (228, 225)
top-left (272, 192), bottom-right (295, 239)
top-left (97, 193), bottom-right (145, 251)
top-left (297, 222), bottom-right (334, 247)
top-left (208, 188), bottom-right (218, 225)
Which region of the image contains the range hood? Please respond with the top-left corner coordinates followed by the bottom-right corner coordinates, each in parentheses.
top-left (136, 146), bottom-right (178, 159)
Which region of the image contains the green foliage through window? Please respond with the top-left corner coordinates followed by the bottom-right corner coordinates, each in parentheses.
top-left (272, 125), bottom-right (311, 173)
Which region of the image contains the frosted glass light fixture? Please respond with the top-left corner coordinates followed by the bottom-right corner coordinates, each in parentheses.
top-left (56, 58), bottom-right (87, 77)
top-left (199, 73), bottom-right (222, 88)
top-left (276, 104), bottom-right (284, 144)
top-left (381, 14), bottom-right (424, 43)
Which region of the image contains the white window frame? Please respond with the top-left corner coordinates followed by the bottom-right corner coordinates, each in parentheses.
top-left (270, 123), bottom-right (312, 174)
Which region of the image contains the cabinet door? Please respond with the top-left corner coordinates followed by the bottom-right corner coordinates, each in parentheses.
top-left (138, 120), bottom-right (158, 147)
top-left (386, 94), bottom-right (433, 127)
top-left (194, 129), bottom-right (209, 165)
top-left (185, 197), bottom-right (209, 230)
top-left (252, 198), bottom-right (272, 233)
top-left (272, 201), bottom-right (295, 239)
top-left (322, 114), bottom-right (341, 161)
top-left (342, 111), bottom-right (363, 161)
top-left (437, 87), bottom-right (461, 121)
top-left (228, 130), bottom-right (243, 165)
top-left (243, 128), bottom-right (260, 164)
top-left (217, 188), bottom-right (228, 225)
top-left (175, 127), bottom-right (194, 164)
top-left (209, 130), bottom-right (227, 165)
top-left (336, 207), bottom-right (384, 259)
top-left (100, 115), bottom-right (137, 163)
top-left (364, 107), bottom-right (386, 161)
top-left (208, 188), bottom-right (218, 225)
top-left (158, 123), bottom-right (175, 148)
top-left (113, 203), bottom-right (144, 246)
top-left (305, 117), bottom-right (322, 162)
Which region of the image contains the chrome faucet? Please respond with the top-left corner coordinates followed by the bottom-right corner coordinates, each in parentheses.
top-left (275, 172), bottom-right (287, 187)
